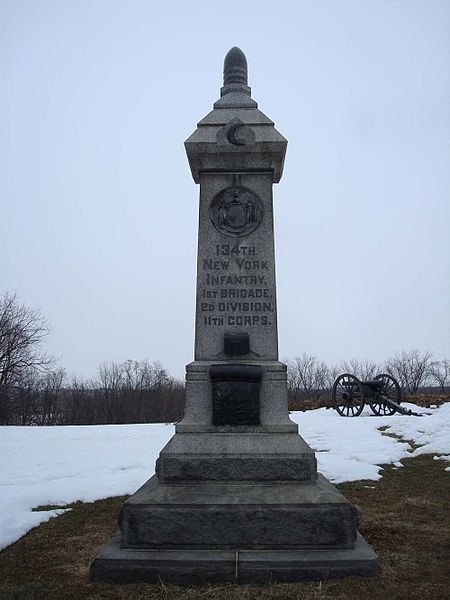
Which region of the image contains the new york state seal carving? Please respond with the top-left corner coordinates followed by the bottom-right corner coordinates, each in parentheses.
top-left (209, 186), bottom-right (263, 237)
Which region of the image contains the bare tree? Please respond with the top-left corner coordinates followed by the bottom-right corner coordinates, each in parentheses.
top-left (11, 367), bottom-right (40, 425)
top-left (339, 358), bottom-right (380, 381)
top-left (0, 292), bottom-right (54, 423)
top-left (385, 349), bottom-right (433, 395)
top-left (327, 364), bottom-right (341, 388)
top-left (287, 354), bottom-right (329, 402)
top-left (33, 368), bottom-right (66, 425)
top-left (62, 375), bottom-right (90, 424)
top-left (430, 360), bottom-right (450, 392)
top-left (94, 359), bottom-right (183, 424)
top-left (97, 361), bottom-right (124, 423)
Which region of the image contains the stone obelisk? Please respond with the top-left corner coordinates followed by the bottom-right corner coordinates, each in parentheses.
top-left (91, 48), bottom-right (378, 583)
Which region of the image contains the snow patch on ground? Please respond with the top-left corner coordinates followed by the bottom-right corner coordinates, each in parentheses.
top-left (1, 402), bottom-right (449, 551)
top-left (289, 402), bottom-right (438, 483)
top-left (0, 424), bottom-right (173, 551)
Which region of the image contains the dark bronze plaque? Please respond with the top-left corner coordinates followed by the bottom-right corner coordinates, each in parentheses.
top-left (210, 364), bottom-right (262, 426)
top-left (209, 186), bottom-right (263, 237)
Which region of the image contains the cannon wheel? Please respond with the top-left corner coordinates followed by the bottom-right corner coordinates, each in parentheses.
top-left (369, 373), bottom-right (402, 416)
top-left (332, 373), bottom-right (365, 417)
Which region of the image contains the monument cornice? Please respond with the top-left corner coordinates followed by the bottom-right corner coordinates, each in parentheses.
top-left (185, 48), bottom-right (287, 184)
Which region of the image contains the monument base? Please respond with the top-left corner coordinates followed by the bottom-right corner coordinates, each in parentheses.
top-left (90, 532), bottom-right (378, 584)
top-left (91, 471), bottom-right (379, 583)
top-left (156, 432), bottom-right (317, 482)
top-left (118, 474), bottom-right (357, 549)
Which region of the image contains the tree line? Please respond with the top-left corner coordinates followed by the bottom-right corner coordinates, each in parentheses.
top-left (286, 352), bottom-right (449, 405)
top-left (1, 291), bottom-right (448, 425)
top-left (2, 359), bottom-right (185, 426)
top-left (0, 292), bottom-right (184, 425)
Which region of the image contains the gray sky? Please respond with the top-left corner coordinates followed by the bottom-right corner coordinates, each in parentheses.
top-left (1, 0), bottom-right (449, 380)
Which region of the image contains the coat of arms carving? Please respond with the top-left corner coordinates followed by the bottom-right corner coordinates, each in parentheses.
top-left (209, 186), bottom-right (263, 237)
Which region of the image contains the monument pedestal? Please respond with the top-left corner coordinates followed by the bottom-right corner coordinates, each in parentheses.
top-left (91, 360), bottom-right (378, 582)
top-left (118, 475), bottom-right (358, 550)
top-left (156, 361), bottom-right (316, 483)
top-left (90, 47), bottom-right (378, 583)
top-left (91, 468), bottom-right (377, 582)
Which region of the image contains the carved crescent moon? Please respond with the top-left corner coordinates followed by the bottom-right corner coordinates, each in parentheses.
top-left (227, 123), bottom-right (246, 146)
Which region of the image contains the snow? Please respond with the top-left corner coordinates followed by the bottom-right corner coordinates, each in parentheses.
top-left (290, 402), bottom-right (450, 483)
top-left (1, 402), bottom-right (449, 552)
top-left (0, 424), bottom-right (173, 552)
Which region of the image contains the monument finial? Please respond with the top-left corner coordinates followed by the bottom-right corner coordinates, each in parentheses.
top-left (217, 46), bottom-right (254, 104)
top-left (223, 47), bottom-right (248, 87)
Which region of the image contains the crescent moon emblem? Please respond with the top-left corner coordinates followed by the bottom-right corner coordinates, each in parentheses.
top-left (227, 123), bottom-right (247, 146)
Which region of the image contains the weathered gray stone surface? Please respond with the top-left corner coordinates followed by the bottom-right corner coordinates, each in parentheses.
top-left (119, 475), bottom-right (357, 549)
top-left (90, 533), bottom-right (378, 584)
top-left (90, 47), bottom-right (379, 584)
top-left (156, 432), bottom-right (317, 481)
top-left (193, 172), bottom-right (279, 361)
top-left (185, 109), bottom-right (286, 182)
top-left (156, 455), bottom-right (316, 481)
top-left (177, 361), bottom-right (297, 433)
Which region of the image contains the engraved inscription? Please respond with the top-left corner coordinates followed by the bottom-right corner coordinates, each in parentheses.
top-left (199, 241), bottom-right (275, 329)
top-left (209, 187), bottom-right (263, 237)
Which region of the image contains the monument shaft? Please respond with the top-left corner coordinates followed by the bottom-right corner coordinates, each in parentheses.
top-left (195, 172), bottom-right (278, 360)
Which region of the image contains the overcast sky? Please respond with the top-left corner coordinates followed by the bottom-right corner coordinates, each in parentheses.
top-left (1, 0), bottom-right (449, 380)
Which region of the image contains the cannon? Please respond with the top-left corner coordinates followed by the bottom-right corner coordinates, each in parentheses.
top-left (331, 373), bottom-right (417, 417)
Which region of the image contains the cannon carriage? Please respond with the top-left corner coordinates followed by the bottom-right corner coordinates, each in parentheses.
top-left (332, 373), bottom-right (406, 417)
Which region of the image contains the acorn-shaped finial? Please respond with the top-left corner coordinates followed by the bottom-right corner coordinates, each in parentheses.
top-left (223, 47), bottom-right (248, 87)
top-left (217, 46), bottom-right (254, 104)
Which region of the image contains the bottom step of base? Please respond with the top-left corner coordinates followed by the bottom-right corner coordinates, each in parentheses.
top-left (90, 532), bottom-right (379, 584)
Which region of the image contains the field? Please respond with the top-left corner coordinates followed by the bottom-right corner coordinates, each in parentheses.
top-left (0, 407), bottom-right (450, 600)
top-left (0, 454), bottom-right (448, 599)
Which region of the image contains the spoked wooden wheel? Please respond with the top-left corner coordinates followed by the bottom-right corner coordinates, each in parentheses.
top-left (332, 373), bottom-right (365, 417)
top-left (369, 373), bottom-right (402, 416)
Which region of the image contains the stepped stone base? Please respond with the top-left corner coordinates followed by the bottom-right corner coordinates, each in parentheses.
top-left (156, 432), bottom-right (317, 482)
top-left (118, 474), bottom-right (357, 550)
top-left (91, 470), bottom-right (379, 583)
top-left (90, 358), bottom-right (379, 583)
top-left (90, 532), bottom-right (378, 584)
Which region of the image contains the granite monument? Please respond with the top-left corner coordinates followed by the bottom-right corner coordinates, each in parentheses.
top-left (90, 47), bottom-right (379, 583)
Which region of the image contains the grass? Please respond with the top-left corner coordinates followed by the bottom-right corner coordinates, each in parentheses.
top-left (288, 392), bottom-right (450, 412)
top-left (0, 455), bottom-right (449, 600)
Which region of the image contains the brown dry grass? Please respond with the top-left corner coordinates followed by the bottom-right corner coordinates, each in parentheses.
top-left (0, 454), bottom-right (449, 600)
top-left (406, 393), bottom-right (450, 408)
top-left (288, 392), bottom-right (450, 412)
